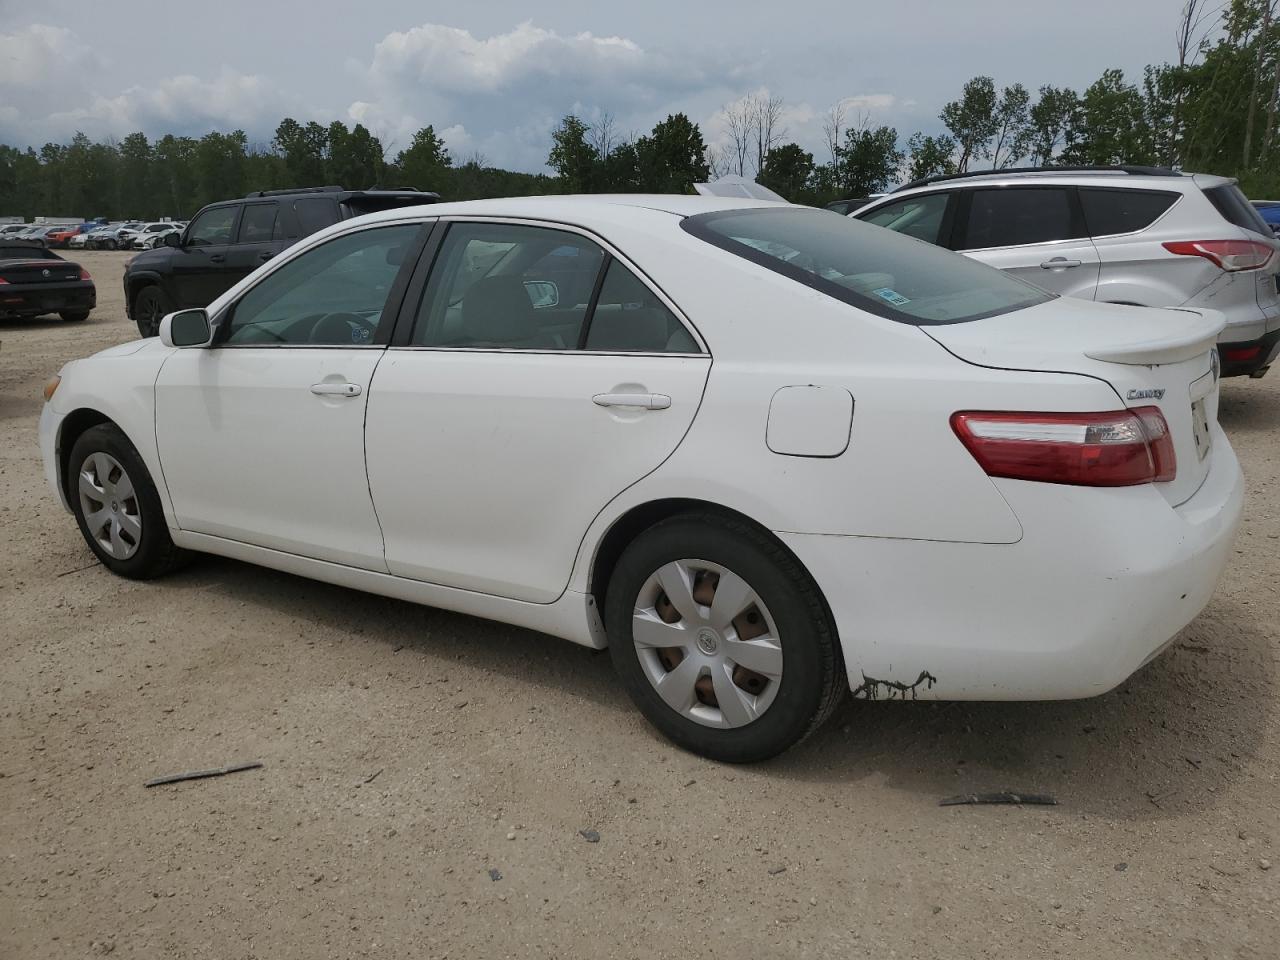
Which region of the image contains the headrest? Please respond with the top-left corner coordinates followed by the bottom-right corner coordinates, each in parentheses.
top-left (463, 276), bottom-right (535, 343)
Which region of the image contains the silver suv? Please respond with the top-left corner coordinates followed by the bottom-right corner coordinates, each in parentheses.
top-left (852, 166), bottom-right (1280, 377)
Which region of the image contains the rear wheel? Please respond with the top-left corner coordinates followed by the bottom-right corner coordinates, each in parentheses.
top-left (68, 424), bottom-right (185, 579)
top-left (60, 310), bottom-right (89, 322)
top-left (605, 513), bottom-right (842, 762)
top-left (104, 238), bottom-right (117, 250)
top-left (132, 286), bottom-right (171, 337)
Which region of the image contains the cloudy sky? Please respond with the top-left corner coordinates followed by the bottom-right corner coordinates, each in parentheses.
top-left (1, 0), bottom-right (1196, 171)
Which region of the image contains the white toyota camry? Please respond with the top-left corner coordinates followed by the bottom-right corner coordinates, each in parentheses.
top-left (39, 195), bottom-right (1244, 761)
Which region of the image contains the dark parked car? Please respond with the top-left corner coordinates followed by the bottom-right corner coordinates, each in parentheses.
top-left (824, 197), bottom-right (871, 215)
top-left (124, 185), bottom-right (440, 336)
top-left (1250, 199), bottom-right (1280, 236)
top-left (0, 240), bottom-right (95, 322)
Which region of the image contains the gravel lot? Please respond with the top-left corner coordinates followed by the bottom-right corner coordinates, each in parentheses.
top-left (2, 249), bottom-right (1278, 959)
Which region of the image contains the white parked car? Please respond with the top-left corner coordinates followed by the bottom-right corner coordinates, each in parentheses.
top-left (38, 196), bottom-right (1244, 761)
top-left (120, 222), bottom-right (176, 250)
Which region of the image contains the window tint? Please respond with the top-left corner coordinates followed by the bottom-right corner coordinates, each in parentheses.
top-left (238, 204), bottom-right (277, 244)
top-left (1204, 183), bottom-right (1273, 236)
top-left (412, 223), bottom-right (605, 349)
top-left (225, 224), bottom-right (419, 346)
top-left (1079, 189), bottom-right (1178, 236)
top-left (187, 206), bottom-right (238, 247)
top-left (861, 193), bottom-right (950, 245)
top-left (585, 260), bottom-right (698, 353)
top-left (294, 198), bottom-right (340, 236)
top-left (683, 207), bottom-right (1050, 326)
top-left (960, 188), bottom-right (1080, 249)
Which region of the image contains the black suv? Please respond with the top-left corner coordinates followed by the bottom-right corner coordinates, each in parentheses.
top-left (124, 186), bottom-right (439, 336)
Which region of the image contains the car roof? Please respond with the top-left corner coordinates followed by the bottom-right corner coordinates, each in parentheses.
top-left (881, 169), bottom-right (1232, 201)
top-left (345, 193), bottom-right (782, 229)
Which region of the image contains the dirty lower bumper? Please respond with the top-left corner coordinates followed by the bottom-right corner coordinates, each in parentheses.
top-left (780, 427), bottom-right (1244, 701)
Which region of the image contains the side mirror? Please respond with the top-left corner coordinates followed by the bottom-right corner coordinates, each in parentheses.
top-left (164, 232), bottom-right (182, 248)
top-left (160, 309), bottom-right (213, 348)
top-left (523, 279), bottom-right (560, 309)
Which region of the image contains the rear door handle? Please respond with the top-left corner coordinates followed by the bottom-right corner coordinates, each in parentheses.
top-left (1040, 257), bottom-right (1082, 269)
top-left (310, 382), bottom-right (362, 398)
top-left (209, 254), bottom-right (226, 264)
top-left (258, 251), bottom-right (274, 262)
top-left (592, 392), bottom-right (671, 410)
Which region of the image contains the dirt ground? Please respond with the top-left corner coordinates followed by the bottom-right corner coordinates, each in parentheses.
top-left (1, 249), bottom-right (1278, 959)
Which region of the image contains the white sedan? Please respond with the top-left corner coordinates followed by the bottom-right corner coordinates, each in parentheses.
top-left (38, 196), bottom-right (1244, 761)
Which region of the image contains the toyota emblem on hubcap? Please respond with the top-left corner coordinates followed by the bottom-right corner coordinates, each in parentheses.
top-left (696, 628), bottom-right (720, 655)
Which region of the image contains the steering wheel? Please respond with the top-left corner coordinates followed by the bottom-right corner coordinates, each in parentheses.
top-left (307, 312), bottom-right (377, 345)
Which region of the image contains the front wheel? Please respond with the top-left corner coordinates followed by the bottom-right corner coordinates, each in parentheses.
top-left (132, 286), bottom-right (171, 337)
top-left (605, 513), bottom-right (843, 762)
top-left (68, 424), bottom-right (186, 579)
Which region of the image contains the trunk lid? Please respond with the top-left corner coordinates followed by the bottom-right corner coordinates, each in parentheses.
top-left (0, 258), bottom-right (81, 284)
top-left (926, 297), bottom-right (1223, 506)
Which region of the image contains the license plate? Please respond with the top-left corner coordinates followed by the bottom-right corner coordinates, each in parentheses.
top-left (1191, 399), bottom-right (1211, 461)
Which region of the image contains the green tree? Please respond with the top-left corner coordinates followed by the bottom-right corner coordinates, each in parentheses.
top-left (273, 118), bottom-right (328, 186)
top-left (940, 76), bottom-right (999, 171)
top-left (1027, 86), bottom-right (1081, 164)
top-left (905, 132), bottom-right (956, 181)
top-left (394, 125), bottom-right (452, 192)
top-left (634, 113), bottom-right (710, 193)
top-left (327, 122), bottom-right (383, 188)
top-left (757, 143), bottom-right (814, 200)
top-left (548, 116), bottom-right (599, 192)
top-left (835, 125), bottom-right (902, 195)
top-left (1066, 69), bottom-right (1152, 165)
top-left (990, 83), bottom-right (1033, 168)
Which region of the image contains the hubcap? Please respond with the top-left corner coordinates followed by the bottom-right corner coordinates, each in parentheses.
top-left (632, 559), bottom-right (783, 729)
top-left (77, 452), bottom-right (142, 560)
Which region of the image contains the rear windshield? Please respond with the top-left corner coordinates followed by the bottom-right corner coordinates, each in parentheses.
top-left (1204, 184), bottom-right (1272, 236)
top-left (0, 246), bottom-right (60, 260)
top-left (682, 206), bottom-right (1050, 325)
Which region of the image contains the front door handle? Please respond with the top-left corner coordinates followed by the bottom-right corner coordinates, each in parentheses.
top-left (258, 251), bottom-right (274, 262)
top-left (1040, 257), bottom-right (1082, 269)
top-left (209, 254), bottom-right (226, 264)
top-left (592, 392), bottom-right (671, 410)
top-left (310, 382), bottom-right (362, 398)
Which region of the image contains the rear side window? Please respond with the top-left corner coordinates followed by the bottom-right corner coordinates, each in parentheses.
top-left (238, 204), bottom-right (278, 244)
top-left (683, 207), bottom-right (1050, 326)
top-left (960, 187), bottom-right (1081, 249)
top-left (584, 260), bottom-right (698, 353)
top-left (860, 193), bottom-right (950, 245)
top-left (1080, 189), bottom-right (1178, 237)
top-left (294, 198), bottom-right (340, 236)
top-left (1204, 184), bottom-right (1273, 236)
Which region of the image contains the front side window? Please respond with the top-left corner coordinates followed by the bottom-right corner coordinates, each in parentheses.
top-left (186, 206), bottom-right (239, 247)
top-left (413, 223), bottom-right (605, 349)
top-left (238, 204), bottom-right (278, 244)
top-left (959, 187), bottom-right (1081, 250)
top-left (860, 193), bottom-right (950, 246)
top-left (682, 206), bottom-right (1050, 326)
top-left (223, 224), bottom-right (420, 346)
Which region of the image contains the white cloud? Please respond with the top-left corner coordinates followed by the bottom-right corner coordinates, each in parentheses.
top-left (0, 25), bottom-right (90, 88)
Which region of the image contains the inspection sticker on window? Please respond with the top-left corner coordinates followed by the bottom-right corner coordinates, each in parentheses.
top-left (872, 287), bottom-right (911, 306)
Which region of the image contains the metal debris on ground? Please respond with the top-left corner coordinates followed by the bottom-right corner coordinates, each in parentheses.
top-left (488, 868), bottom-right (502, 881)
top-left (579, 829), bottom-right (600, 843)
top-left (144, 761), bottom-right (263, 788)
top-left (362, 768), bottom-right (383, 784)
top-left (767, 865), bottom-right (787, 876)
top-left (939, 792), bottom-right (1057, 807)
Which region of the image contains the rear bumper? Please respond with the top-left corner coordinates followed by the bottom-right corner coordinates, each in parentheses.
top-left (0, 280), bottom-right (95, 318)
top-left (781, 428), bottom-right (1244, 700)
top-left (1219, 327), bottom-right (1280, 377)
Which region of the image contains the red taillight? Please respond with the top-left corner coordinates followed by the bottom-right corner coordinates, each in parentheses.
top-left (1222, 344), bottom-right (1262, 363)
top-left (1162, 239), bottom-right (1274, 271)
top-left (951, 407), bottom-right (1176, 487)
top-left (0, 277), bottom-right (7, 285)
top-left (78, 268), bottom-right (91, 281)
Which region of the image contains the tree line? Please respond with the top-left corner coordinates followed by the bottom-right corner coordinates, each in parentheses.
top-left (2, 1), bottom-right (1278, 219)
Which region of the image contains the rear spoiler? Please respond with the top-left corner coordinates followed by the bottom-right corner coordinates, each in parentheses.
top-left (1084, 308), bottom-right (1226, 365)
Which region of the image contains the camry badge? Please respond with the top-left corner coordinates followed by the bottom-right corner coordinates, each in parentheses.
top-left (1127, 388), bottom-right (1166, 400)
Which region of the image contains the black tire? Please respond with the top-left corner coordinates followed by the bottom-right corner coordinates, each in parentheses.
top-left (68, 423), bottom-right (186, 580)
top-left (104, 238), bottom-right (117, 250)
top-left (132, 285), bottom-right (171, 337)
top-left (60, 310), bottom-right (90, 322)
top-left (605, 513), bottom-right (843, 763)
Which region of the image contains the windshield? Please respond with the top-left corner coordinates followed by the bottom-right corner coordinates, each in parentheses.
top-left (681, 206), bottom-right (1051, 325)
